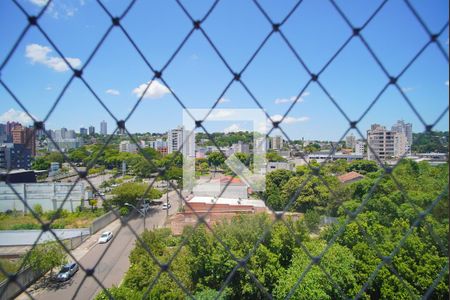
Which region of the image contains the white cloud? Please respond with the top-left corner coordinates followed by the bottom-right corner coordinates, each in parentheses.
top-left (105, 89), bottom-right (120, 96)
top-left (30, 0), bottom-right (48, 6)
top-left (218, 97), bottom-right (230, 104)
top-left (223, 124), bottom-right (242, 133)
top-left (206, 110), bottom-right (235, 121)
top-left (0, 109), bottom-right (35, 126)
top-left (45, 86), bottom-right (52, 91)
top-left (401, 87), bottom-right (414, 93)
top-left (270, 114), bottom-right (310, 124)
top-left (274, 92), bottom-right (310, 104)
top-left (25, 43), bottom-right (81, 72)
top-left (132, 80), bottom-right (170, 99)
top-left (445, 80), bottom-right (449, 86)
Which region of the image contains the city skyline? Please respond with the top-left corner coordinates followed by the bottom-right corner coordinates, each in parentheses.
top-left (0, 0), bottom-right (448, 141)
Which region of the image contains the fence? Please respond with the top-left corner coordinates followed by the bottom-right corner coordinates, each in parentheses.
top-left (0, 0), bottom-right (448, 299)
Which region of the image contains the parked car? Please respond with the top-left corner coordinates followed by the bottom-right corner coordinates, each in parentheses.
top-left (162, 203), bottom-right (171, 210)
top-left (98, 231), bottom-right (113, 244)
top-left (56, 262), bottom-right (78, 282)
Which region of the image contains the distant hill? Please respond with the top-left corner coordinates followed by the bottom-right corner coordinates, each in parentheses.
top-left (412, 131), bottom-right (448, 153)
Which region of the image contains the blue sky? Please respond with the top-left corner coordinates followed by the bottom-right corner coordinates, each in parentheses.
top-left (0, 0), bottom-right (448, 141)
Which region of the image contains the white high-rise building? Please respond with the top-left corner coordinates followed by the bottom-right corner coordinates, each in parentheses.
top-left (346, 133), bottom-right (356, 149)
top-left (119, 140), bottom-right (138, 153)
top-left (391, 120), bottom-right (412, 154)
top-left (367, 124), bottom-right (408, 161)
top-left (354, 141), bottom-right (365, 155)
top-left (168, 126), bottom-right (195, 157)
top-left (100, 120), bottom-right (107, 135)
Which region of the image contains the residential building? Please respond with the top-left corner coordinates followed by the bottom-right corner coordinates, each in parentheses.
top-left (354, 141), bottom-right (365, 155)
top-left (11, 124), bottom-right (36, 156)
top-left (119, 140), bottom-right (138, 153)
top-left (80, 127), bottom-right (88, 135)
top-left (100, 120), bottom-right (107, 135)
top-left (66, 130), bottom-right (76, 139)
top-left (0, 124), bottom-right (6, 143)
top-left (6, 121), bottom-right (20, 136)
top-left (392, 120), bottom-right (412, 154)
top-left (88, 126), bottom-right (95, 136)
top-left (0, 144), bottom-right (32, 170)
top-left (231, 141), bottom-right (250, 154)
top-left (270, 135), bottom-right (284, 150)
top-left (345, 133), bottom-right (356, 149)
top-left (367, 124), bottom-right (408, 161)
top-left (168, 126), bottom-right (195, 157)
top-left (48, 138), bottom-right (83, 152)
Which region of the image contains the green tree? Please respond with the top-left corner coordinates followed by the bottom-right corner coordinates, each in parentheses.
top-left (346, 160), bottom-right (379, 174)
top-left (26, 241), bottom-right (67, 276)
top-left (273, 241), bottom-right (358, 299)
top-left (207, 152), bottom-right (226, 175)
top-left (32, 157), bottom-right (50, 170)
top-left (112, 183), bottom-right (161, 207)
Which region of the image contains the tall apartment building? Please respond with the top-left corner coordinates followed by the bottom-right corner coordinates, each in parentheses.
top-left (168, 126), bottom-right (195, 157)
top-left (11, 124), bottom-right (36, 156)
top-left (391, 120), bottom-right (412, 154)
top-left (80, 127), bottom-right (88, 135)
top-left (345, 133), bottom-right (356, 149)
top-left (0, 144), bottom-right (32, 170)
top-left (367, 124), bottom-right (408, 161)
top-left (100, 120), bottom-right (107, 135)
top-left (270, 135), bottom-right (284, 150)
top-left (89, 126), bottom-right (95, 135)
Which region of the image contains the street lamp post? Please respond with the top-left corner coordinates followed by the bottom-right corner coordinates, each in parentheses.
top-left (125, 202), bottom-right (146, 229)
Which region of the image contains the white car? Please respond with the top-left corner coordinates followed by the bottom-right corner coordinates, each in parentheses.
top-left (162, 203), bottom-right (171, 210)
top-left (98, 231), bottom-right (113, 244)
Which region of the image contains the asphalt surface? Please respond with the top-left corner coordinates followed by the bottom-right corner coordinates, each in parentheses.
top-left (22, 191), bottom-right (182, 300)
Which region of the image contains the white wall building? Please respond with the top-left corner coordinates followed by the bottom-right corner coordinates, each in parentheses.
top-left (367, 124), bottom-right (408, 161)
top-left (346, 133), bottom-right (356, 149)
top-left (168, 126), bottom-right (195, 157)
top-left (119, 140), bottom-right (138, 153)
top-left (354, 141), bottom-right (365, 155)
top-left (391, 120), bottom-right (412, 154)
top-left (100, 120), bottom-right (108, 135)
top-left (231, 141), bottom-right (250, 154)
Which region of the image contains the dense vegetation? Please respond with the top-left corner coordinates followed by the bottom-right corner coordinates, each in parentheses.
top-left (412, 131), bottom-right (448, 153)
top-left (96, 159), bottom-right (448, 299)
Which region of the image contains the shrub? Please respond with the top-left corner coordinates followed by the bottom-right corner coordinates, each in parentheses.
top-left (119, 207), bottom-right (129, 216)
top-left (32, 204), bottom-right (43, 216)
top-left (11, 223), bottom-right (40, 230)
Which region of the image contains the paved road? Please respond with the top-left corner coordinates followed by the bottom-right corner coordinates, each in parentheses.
top-left (25, 191), bottom-right (183, 300)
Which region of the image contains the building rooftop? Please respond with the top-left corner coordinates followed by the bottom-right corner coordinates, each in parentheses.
top-left (338, 171), bottom-right (364, 183)
top-left (188, 196), bottom-right (266, 208)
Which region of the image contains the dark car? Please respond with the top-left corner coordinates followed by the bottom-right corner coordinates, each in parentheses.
top-left (56, 262), bottom-right (79, 282)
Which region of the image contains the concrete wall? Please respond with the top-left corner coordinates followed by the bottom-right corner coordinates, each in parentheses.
top-left (89, 209), bottom-right (119, 234)
top-left (0, 233), bottom-right (89, 299)
top-left (0, 266), bottom-right (44, 300)
top-left (0, 182), bottom-right (85, 213)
